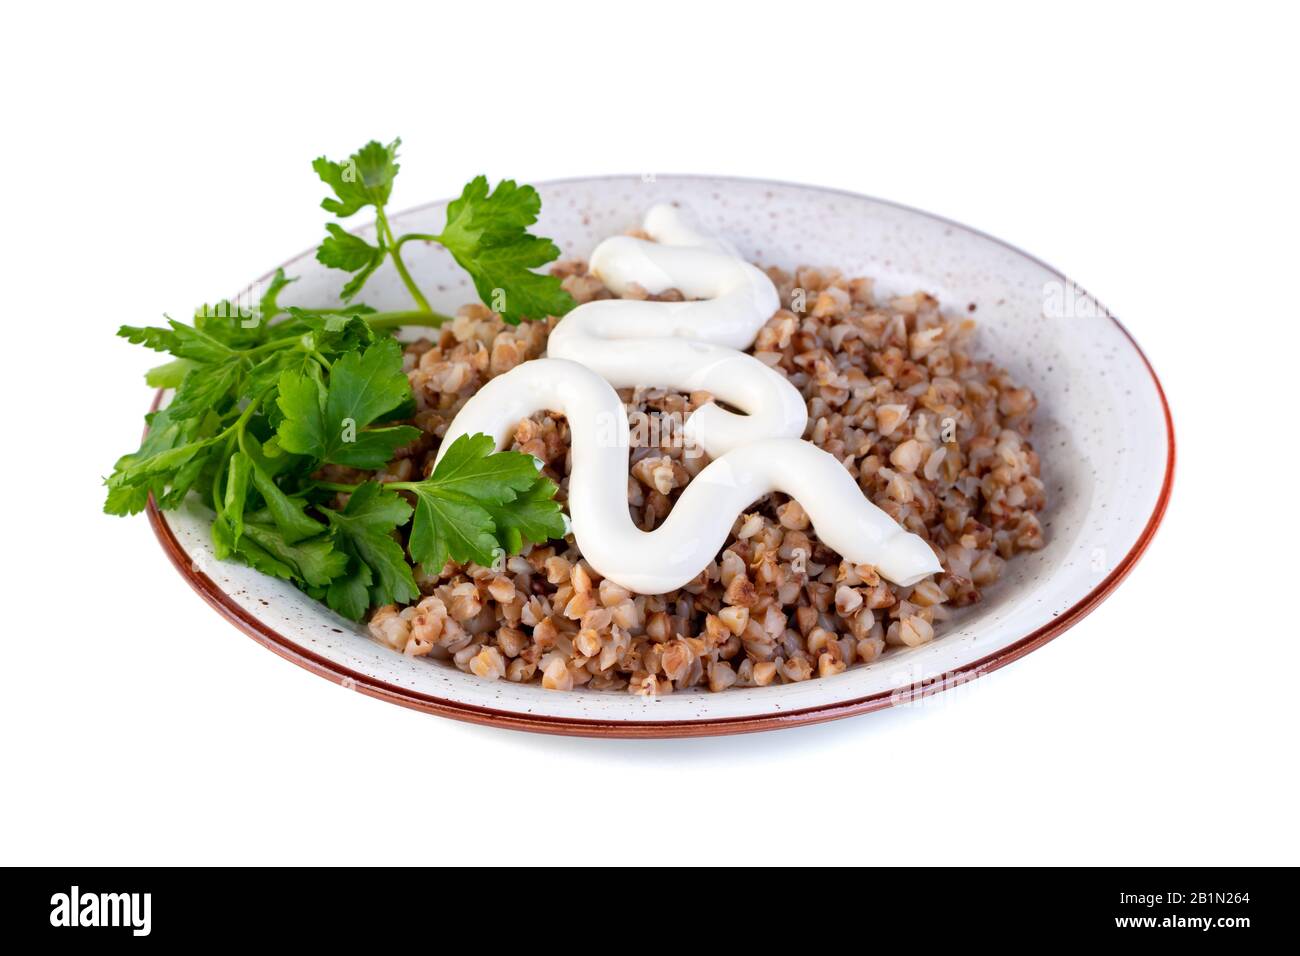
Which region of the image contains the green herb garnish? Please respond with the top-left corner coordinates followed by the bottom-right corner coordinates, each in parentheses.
top-left (105, 139), bottom-right (572, 621)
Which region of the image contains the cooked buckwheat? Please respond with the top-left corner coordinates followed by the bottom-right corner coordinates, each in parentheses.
top-left (362, 252), bottom-right (1045, 693)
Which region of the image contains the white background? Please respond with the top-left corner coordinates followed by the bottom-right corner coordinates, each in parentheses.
top-left (2, 2), bottom-right (1296, 866)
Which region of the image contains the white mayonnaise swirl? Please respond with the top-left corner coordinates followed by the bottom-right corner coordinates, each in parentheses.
top-left (436, 205), bottom-right (943, 594)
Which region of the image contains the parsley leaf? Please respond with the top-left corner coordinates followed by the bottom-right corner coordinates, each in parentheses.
top-left (429, 432), bottom-right (543, 503)
top-left (485, 476), bottom-right (568, 554)
top-left (407, 488), bottom-right (498, 573)
top-left (274, 338), bottom-right (420, 469)
top-left (211, 516), bottom-right (295, 579)
top-left (258, 268), bottom-right (296, 321)
top-left (316, 223), bottom-right (384, 300)
top-left (166, 358), bottom-right (243, 419)
top-left (222, 450), bottom-right (253, 544)
top-left (321, 482), bottom-right (419, 620)
top-left (118, 319), bottom-right (236, 364)
top-left (435, 176), bottom-right (575, 324)
top-left (301, 312), bottom-right (376, 355)
top-left (106, 434), bottom-right (214, 502)
top-left (240, 519), bottom-right (347, 588)
top-left (312, 139), bottom-right (401, 218)
top-left (249, 464), bottom-right (327, 543)
top-left (405, 434), bottom-right (564, 572)
top-left (144, 358), bottom-right (195, 389)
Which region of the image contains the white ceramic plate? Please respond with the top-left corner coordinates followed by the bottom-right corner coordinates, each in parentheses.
top-left (149, 176), bottom-right (1174, 736)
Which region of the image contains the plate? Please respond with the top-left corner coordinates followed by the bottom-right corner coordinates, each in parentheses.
top-left (148, 176), bottom-right (1174, 736)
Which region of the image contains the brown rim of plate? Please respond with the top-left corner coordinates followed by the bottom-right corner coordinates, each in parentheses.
top-left (143, 177), bottom-right (1176, 738)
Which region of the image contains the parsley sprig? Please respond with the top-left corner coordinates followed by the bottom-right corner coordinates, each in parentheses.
top-left (311, 139), bottom-right (574, 325)
top-left (105, 139), bottom-right (572, 620)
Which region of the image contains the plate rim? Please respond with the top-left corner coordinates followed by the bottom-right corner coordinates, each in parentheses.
top-left (144, 174), bottom-right (1176, 738)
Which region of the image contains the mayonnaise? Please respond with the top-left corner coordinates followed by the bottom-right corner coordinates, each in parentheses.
top-left (436, 205), bottom-right (943, 593)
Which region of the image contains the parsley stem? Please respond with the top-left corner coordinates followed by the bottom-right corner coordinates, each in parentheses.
top-left (311, 480), bottom-right (363, 494)
top-left (394, 233), bottom-right (440, 250)
top-left (210, 393), bottom-right (267, 516)
top-left (245, 337), bottom-right (299, 356)
top-left (230, 392), bottom-right (265, 432)
top-left (363, 309), bottom-right (454, 330)
top-left (376, 207), bottom-right (434, 314)
top-left (210, 391), bottom-right (267, 449)
top-left (311, 478), bottom-right (426, 495)
top-left (211, 435), bottom-right (233, 517)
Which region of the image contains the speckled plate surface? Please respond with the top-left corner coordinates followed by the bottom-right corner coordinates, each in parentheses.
top-left (148, 176), bottom-right (1174, 736)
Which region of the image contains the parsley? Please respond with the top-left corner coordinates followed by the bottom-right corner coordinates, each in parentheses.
top-left (106, 139), bottom-right (570, 621)
top-left (433, 177), bottom-right (576, 323)
top-left (274, 338), bottom-right (421, 469)
top-left (312, 139), bottom-right (401, 218)
top-left (320, 482), bottom-right (420, 620)
top-left (399, 433), bottom-right (566, 572)
top-left (310, 140), bottom-right (575, 322)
